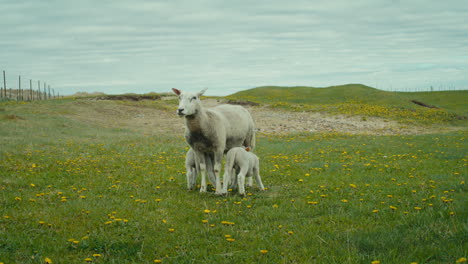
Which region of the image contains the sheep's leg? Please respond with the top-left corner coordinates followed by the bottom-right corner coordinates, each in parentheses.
top-left (214, 151), bottom-right (223, 195)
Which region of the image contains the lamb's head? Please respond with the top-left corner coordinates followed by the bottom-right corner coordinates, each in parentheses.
top-left (172, 88), bottom-right (207, 117)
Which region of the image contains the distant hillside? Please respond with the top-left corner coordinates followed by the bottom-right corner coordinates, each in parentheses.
top-left (227, 84), bottom-right (468, 116)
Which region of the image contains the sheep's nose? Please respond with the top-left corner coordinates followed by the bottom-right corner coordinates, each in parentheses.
top-left (177, 108), bottom-right (184, 115)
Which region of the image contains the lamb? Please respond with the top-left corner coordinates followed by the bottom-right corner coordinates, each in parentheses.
top-left (185, 148), bottom-right (216, 190)
top-left (172, 88), bottom-right (256, 194)
top-left (222, 147), bottom-right (265, 196)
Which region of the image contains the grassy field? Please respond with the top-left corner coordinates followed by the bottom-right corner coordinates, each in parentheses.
top-left (0, 95), bottom-right (467, 264)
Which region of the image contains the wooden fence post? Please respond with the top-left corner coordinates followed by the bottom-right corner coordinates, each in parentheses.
top-left (30, 79), bottom-right (33, 101)
top-left (3, 70), bottom-right (6, 98)
top-left (38, 81), bottom-right (41, 100)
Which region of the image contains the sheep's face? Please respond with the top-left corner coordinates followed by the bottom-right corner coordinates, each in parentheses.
top-left (172, 88), bottom-right (207, 117)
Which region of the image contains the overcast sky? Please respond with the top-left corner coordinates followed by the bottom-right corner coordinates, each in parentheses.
top-left (1, 0), bottom-right (467, 96)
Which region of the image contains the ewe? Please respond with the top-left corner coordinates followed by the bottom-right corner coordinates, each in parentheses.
top-left (172, 88), bottom-right (256, 194)
top-left (222, 147), bottom-right (265, 196)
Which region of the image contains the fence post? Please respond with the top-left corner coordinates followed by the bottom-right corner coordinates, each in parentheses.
top-left (30, 79), bottom-right (33, 101)
top-left (43, 82), bottom-right (47, 100)
top-left (18, 75), bottom-right (21, 101)
top-left (3, 70), bottom-right (6, 98)
top-left (37, 81), bottom-right (41, 100)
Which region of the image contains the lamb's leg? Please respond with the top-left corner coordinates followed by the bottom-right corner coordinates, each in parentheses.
top-left (214, 151), bottom-right (223, 195)
top-left (221, 169), bottom-right (230, 195)
top-left (253, 160), bottom-right (265, 191)
top-left (205, 153), bottom-right (217, 187)
top-left (196, 151), bottom-right (208, 193)
top-left (237, 167), bottom-right (249, 196)
top-left (229, 168), bottom-right (238, 190)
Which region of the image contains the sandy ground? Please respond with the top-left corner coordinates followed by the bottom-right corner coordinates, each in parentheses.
top-left (69, 98), bottom-right (461, 136)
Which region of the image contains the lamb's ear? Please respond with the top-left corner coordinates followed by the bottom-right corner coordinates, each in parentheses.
top-left (172, 88), bottom-right (181, 96)
top-left (197, 88), bottom-right (208, 97)
top-left (245, 147), bottom-right (251, 152)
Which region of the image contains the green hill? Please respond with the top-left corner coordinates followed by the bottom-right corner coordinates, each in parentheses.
top-left (227, 84), bottom-right (468, 116)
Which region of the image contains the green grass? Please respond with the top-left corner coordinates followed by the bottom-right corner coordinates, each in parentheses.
top-left (1, 99), bottom-right (467, 264)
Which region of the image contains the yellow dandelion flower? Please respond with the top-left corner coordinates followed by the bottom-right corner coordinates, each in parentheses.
top-left (202, 219), bottom-right (208, 224)
top-left (389, 206), bottom-right (398, 210)
top-left (154, 260), bottom-right (163, 263)
top-left (260, 250), bottom-right (268, 254)
top-left (168, 228), bottom-right (175, 232)
top-left (84, 258), bottom-right (92, 262)
top-left (371, 261), bottom-right (380, 264)
top-left (92, 254), bottom-right (101, 257)
top-left (372, 210), bottom-right (379, 213)
top-left (414, 207), bottom-right (422, 211)
top-left (44, 257), bottom-right (53, 263)
top-left (204, 209), bottom-right (211, 213)
top-left (456, 258), bottom-right (467, 263)
top-left (226, 238), bottom-right (235, 242)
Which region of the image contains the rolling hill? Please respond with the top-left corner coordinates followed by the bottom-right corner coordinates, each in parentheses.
top-left (227, 84), bottom-right (468, 116)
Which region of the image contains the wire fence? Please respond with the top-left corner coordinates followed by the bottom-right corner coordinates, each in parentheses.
top-left (1, 70), bottom-right (62, 101)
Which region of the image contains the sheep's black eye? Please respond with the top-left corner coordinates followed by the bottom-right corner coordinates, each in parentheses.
top-left (191, 96), bottom-right (197, 101)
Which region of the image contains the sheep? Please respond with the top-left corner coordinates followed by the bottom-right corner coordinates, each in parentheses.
top-left (185, 148), bottom-right (216, 190)
top-left (221, 147), bottom-right (265, 196)
top-left (172, 88), bottom-right (256, 194)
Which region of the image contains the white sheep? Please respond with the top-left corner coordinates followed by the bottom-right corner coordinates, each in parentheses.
top-left (185, 148), bottom-right (216, 190)
top-left (172, 88), bottom-right (256, 194)
top-left (222, 147), bottom-right (265, 196)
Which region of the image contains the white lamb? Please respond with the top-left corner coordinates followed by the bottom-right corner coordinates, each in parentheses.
top-left (185, 148), bottom-right (216, 190)
top-left (172, 88), bottom-right (256, 194)
top-left (222, 147), bottom-right (265, 196)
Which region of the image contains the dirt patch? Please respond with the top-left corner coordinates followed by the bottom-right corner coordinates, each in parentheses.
top-left (94, 94), bottom-right (161, 101)
top-left (66, 98), bottom-right (463, 136)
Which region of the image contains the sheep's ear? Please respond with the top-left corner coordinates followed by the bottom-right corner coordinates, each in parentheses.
top-left (172, 88), bottom-right (181, 96)
top-left (245, 147), bottom-right (251, 152)
top-left (197, 88), bottom-right (208, 97)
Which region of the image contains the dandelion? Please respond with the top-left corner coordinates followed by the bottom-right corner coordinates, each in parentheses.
top-left (84, 258), bottom-right (92, 262)
top-left (168, 228), bottom-right (175, 232)
top-left (287, 231), bottom-right (294, 235)
top-left (272, 204), bottom-right (278, 208)
top-left (154, 260), bottom-right (163, 263)
top-left (389, 206), bottom-right (398, 211)
top-left (44, 257), bottom-right (53, 263)
top-left (414, 207), bottom-right (422, 211)
top-left (221, 221), bottom-right (235, 226)
top-left (260, 249), bottom-right (268, 254)
top-left (341, 199), bottom-right (348, 203)
top-left (372, 210), bottom-right (379, 213)
top-left (349, 184), bottom-right (357, 188)
top-left (456, 257), bottom-right (467, 263)
top-left (371, 261), bottom-right (380, 264)
top-left (203, 209), bottom-right (211, 213)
